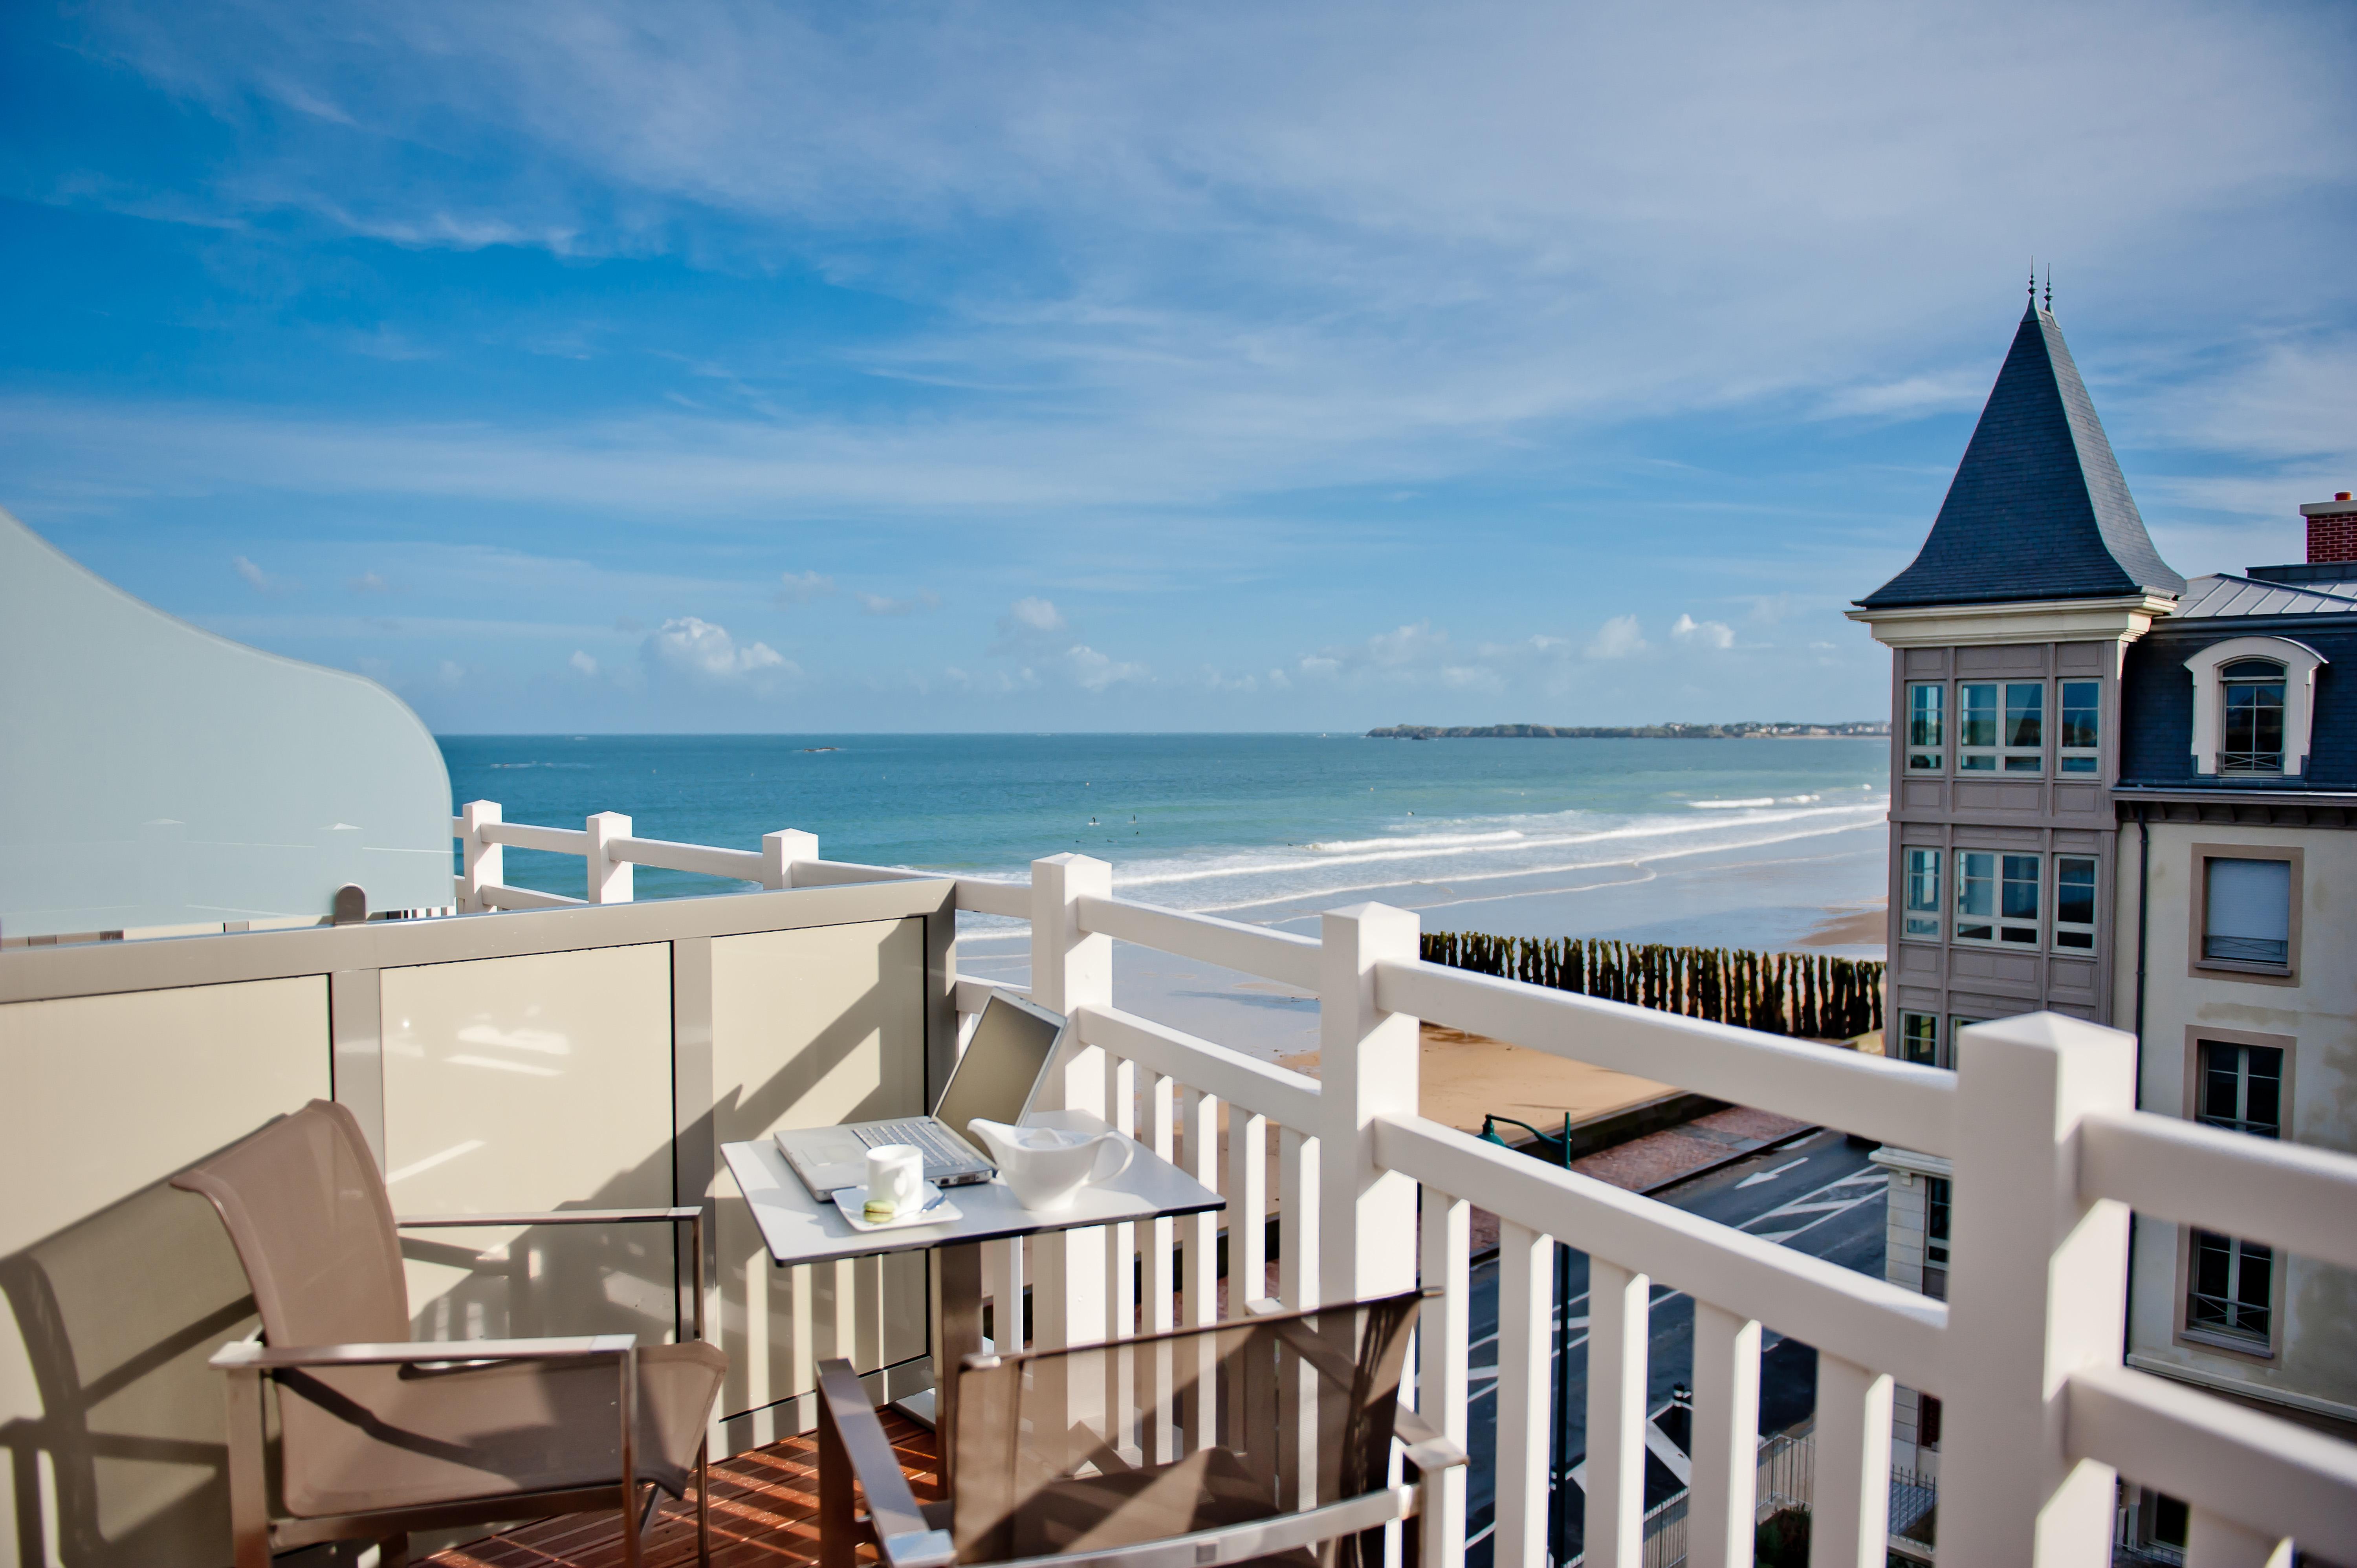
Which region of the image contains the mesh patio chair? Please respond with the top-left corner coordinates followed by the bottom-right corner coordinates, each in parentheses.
top-left (173, 1099), bottom-right (727, 1568)
top-left (817, 1287), bottom-right (1464, 1568)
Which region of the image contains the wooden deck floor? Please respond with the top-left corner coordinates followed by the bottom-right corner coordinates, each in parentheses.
top-left (425, 1411), bottom-right (941, 1568)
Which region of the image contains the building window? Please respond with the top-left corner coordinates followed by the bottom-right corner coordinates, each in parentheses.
top-left (2197, 1040), bottom-right (2283, 1139)
top-left (1923, 1176), bottom-right (1951, 1301)
top-left (1902, 848), bottom-right (1941, 938)
top-left (2002, 681), bottom-right (2044, 771)
top-left (1916, 1394), bottom-right (1942, 1448)
top-left (1897, 1011), bottom-right (1939, 1067)
top-left (2058, 679), bottom-right (2099, 774)
top-left (1956, 850), bottom-right (2039, 944)
top-left (2052, 855), bottom-right (2097, 951)
top-left (1957, 683), bottom-right (1998, 770)
top-left (1906, 683), bottom-right (1944, 771)
top-left (2189, 1231), bottom-right (2273, 1344)
top-left (2185, 636), bottom-right (2326, 778)
top-left (2220, 660), bottom-right (2287, 774)
top-left (2203, 857), bottom-right (2291, 968)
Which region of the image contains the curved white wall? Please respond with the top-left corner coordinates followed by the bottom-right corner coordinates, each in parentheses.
top-left (0, 509), bottom-right (451, 936)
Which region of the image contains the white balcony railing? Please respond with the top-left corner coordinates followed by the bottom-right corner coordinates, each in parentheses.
top-left (453, 805), bottom-right (2357, 1568)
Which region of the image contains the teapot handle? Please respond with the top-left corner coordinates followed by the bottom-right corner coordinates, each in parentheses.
top-left (1091, 1132), bottom-right (1135, 1185)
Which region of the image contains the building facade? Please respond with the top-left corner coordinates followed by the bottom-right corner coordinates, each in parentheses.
top-left (1846, 297), bottom-right (2357, 1558)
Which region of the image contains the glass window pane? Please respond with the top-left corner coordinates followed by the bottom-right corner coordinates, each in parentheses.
top-left (2005, 683), bottom-right (2044, 747)
top-left (2245, 1047), bottom-right (2283, 1137)
top-left (2055, 858), bottom-right (2095, 926)
top-left (1909, 684), bottom-right (1943, 747)
top-left (1960, 684), bottom-right (1997, 748)
top-left (2060, 680), bottom-right (2099, 748)
top-left (2002, 855), bottom-right (2040, 916)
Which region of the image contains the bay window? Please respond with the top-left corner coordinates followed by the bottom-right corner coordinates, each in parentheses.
top-left (1903, 848), bottom-right (1941, 938)
top-left (1906, 683), bottom-right (1944, 771)
top-left (1957, 850), bottom-right (2040, 944)
top-left (1957, 683), bottom-right (1998, 770)
top-left (2002, 682), bottom-right (2044, 770)
top-left (2058, 680), bottom-right (2100, 773)
top-left (2052, 855), bottom-right (2097, 950)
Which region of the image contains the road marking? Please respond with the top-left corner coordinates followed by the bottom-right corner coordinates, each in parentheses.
top-left (1736, 1156), bottom-right (1808, 1189)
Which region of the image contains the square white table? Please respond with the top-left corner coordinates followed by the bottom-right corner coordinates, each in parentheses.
top-left (722, 1109), bottom-right (1224, 1462)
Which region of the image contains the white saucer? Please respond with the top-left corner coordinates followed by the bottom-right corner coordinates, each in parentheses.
top-left (828, 1182), bottom-right (962, 1233)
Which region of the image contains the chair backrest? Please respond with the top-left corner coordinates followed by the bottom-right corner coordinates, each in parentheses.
top-left (951, 1290), bottom-right (1424, 1565)
top-left (170, 1099), bottom-right (411, 1348)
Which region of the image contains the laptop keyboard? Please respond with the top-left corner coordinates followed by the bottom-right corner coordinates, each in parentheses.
top-left (856, 1119), bottom-right (979, 1168)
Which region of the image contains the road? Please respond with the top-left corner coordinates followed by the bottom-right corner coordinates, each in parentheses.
top-left (1456, 1127), bottom-right (1891, 1564)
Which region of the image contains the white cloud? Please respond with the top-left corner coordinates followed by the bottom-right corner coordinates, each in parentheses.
top-left (348, 570), bottom-right (392, 594)
top-left (437, 659), bottom-right (466, 685)
top-left (1064, 645), bottom-right (1147, 691)
top-left (568, 649), bottom-right (598, 675)
top-left (31, 0), bottom-right (2338, 565)
top-left (232, 554), bottom-right (293, 594)
top-left (641, 616), bottom-right (795, 687)
top-left (775, 569), bottom-right (836, 604)
top-left (1586, 615), bottom-right (1647, 659)
top-left (1008, 597), bottom-right (1066, 633)
top-left (1672, 613), bottom-right (1735, 649)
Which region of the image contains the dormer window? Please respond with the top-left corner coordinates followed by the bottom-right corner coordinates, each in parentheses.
top-left (2219, 661), bottom-right (2286, 773)
top-left (2184, 637), bottom-right (2326, 779)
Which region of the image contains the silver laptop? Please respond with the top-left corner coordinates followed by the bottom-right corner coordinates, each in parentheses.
top-left (774, 990), bottom-right (1069, 1198)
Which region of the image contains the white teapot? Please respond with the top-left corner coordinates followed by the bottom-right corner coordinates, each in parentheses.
top-left (967, 1115), bottom-right (1133, 1212)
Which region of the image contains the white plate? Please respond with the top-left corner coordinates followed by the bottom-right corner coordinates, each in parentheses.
top-left (828, 1182), bottom-right (962, 1234)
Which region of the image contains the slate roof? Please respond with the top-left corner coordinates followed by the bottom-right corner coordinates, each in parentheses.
top-left (1858, 304), bottom-right (2185, 609)
top-left (2168, 572), bottom-right (2357, 622)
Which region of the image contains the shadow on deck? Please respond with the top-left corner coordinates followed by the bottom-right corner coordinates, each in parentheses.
top-left (427, 1410), bottom-right (940, 1568)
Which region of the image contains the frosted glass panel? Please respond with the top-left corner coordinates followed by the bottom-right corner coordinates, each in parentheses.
top-left (0, 508), bottom-right (452, 936)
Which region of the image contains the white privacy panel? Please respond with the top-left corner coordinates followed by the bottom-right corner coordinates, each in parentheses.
top-left (711, 918), bottom-right (929, 1427)
top-left (0, 977), bottom-right (328, 1568)
top-left (381, 945), bottom-right (675, 1344)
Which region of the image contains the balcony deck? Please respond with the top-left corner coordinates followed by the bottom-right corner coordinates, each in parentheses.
top-left (427, 1409), bottom-right (940, 1568)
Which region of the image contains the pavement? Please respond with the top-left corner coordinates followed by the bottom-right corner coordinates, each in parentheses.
top-left (1456, 1126), bottom-right (1892, 1565)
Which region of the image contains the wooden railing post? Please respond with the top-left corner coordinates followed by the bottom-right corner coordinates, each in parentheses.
top-left (457, 799), bottom-right (502, 912)
top-left (1941, 1012), bottom-right (2136, 1568)
top-left (1316, 903), bottom-right (1420, 1306)
top-left (1030, 854), bottom-right (1110, 1352)
top-left (1687, 1302), bottom-right (1761, 1568)
top-left (587, 811), bottom-right (633, 904)
top-left (761, 829), bottom-right (817, 890)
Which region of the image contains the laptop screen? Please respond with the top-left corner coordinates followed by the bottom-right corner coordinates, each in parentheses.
top-left (933, 995), bottom-right (1064, 1140)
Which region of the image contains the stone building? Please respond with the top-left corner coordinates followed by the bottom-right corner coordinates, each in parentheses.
top-left (1846, 295), bottom-right (2357, 1559)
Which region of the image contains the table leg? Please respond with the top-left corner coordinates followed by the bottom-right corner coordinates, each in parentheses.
top-left (931, 1241), bottom-right (984, 1485)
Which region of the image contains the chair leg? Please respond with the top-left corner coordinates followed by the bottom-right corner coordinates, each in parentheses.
top-left (618, 1486), bottom-right (643, 1568)
top-left (818, 1384), bottom-right (855, 1568)
top-left (696, 1438), bottom-right (713, 1567)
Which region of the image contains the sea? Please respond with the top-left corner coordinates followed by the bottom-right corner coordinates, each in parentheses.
top-left (444, 734), bottom-right (1889, 1059)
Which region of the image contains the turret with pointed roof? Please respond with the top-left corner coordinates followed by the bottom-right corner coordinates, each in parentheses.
top-left (1857, 302), bottom-right (2183, 609)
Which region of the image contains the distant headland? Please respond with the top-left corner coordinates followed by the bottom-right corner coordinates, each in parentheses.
top-left (1367, 721), bottom-right (1889, 740)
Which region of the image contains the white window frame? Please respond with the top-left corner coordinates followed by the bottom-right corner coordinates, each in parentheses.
top-left (1906, 683), bottom-right (1944, 771)
top-left (1956, 682), bottom-right (2000, 771)
top-left (2052, 854), bottom-right (2098, 952)
top-left (2000, 681), bottom-right (2045, 773)
top-left (2185, 636), bottom-right (2326, 777)
top-left (1902, 847), bottom-right (1941, 939)
top-left (1895, 1010), bottom-right (1940, 1067)
top-left (1956, 849), bottom-right (2040, 945)
top-left (2057, 678), bottom-right (2100, 775)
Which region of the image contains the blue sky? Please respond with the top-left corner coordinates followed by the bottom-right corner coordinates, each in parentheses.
top-left (4, 2), bottom-right (2352, 733)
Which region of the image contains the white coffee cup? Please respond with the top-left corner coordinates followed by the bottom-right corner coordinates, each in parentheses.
top-left (864, 1144), bottom-right (924, 1216)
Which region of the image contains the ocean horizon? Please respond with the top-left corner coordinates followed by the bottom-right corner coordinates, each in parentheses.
top-left (444, 731), bottom-right (1889, 939)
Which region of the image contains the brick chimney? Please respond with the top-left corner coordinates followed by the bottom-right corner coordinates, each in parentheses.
top-left (2304, 492), bottom-right (2357, 563)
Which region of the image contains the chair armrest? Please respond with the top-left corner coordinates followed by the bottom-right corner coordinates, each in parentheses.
top-left (816, 1358), bottom-right (954, 1568)
top-left (1392, 1403), bottom-right (1469, 1471)
top-left (396, 1207), bottom-right (703, 1228)
top-left (210, 1334), bottom-right (636, 1371)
